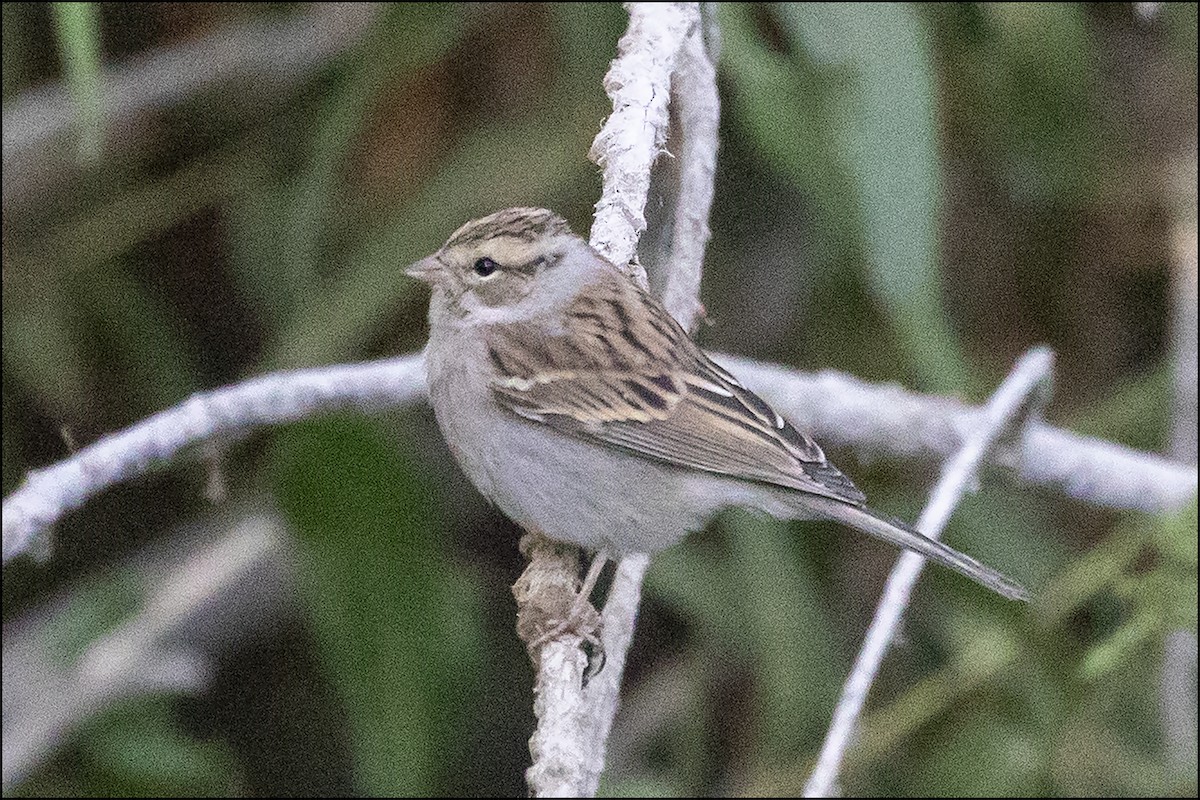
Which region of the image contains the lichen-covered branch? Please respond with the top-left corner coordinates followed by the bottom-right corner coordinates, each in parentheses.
top-left (714, 353), bottom-right (1198, 514)
top-left (522, 3), bottom-right (710, 796)
top-left (588, 2), bottom-right (696, 283)
top-left (4, 349), bottom-right (1194, 566)
top-left (2, 355), bottom-right (427, 562)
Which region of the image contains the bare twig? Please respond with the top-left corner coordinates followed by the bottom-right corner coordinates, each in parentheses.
top-left (578, 553), bottom-right (651, 796)
top-left (1161, 629), bottom-right (1199, 775)
top-left (661, 27), bottom-right (720, 334)
top-left (2, 354), bottom-right (426, 562)
top-left (805, 346), bottom-right (1055, 798)
top-left (714, 353), bottom-right (1199, 515)
top-left (1169, 173), bottom-right (1198, 466)
top-left (588, 2), bottom-right (696, 284)
top-left (1162, 127), bottom-right (1197, 784)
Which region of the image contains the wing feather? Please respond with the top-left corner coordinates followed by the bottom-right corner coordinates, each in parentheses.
top-left (487, 276), bottom-right (866, 504)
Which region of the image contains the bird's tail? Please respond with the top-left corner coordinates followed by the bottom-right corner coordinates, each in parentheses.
top-left (800, 495), bottom-right (1029, 602)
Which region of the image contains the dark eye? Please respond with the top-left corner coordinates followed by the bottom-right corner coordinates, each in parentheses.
top-left (473, 257), bottom-right (498, 277)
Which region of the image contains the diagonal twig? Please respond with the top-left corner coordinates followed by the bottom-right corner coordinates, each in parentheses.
top-left (804, 346), bottom-right (1055, 797)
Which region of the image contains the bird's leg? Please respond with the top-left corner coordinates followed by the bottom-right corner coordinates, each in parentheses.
top-left (528, 549), bottom-right (609, 651)
top-left (514, 534), bottom-right (610, 669)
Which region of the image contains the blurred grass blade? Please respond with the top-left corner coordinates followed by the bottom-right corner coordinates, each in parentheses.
top-left (267, 108), bottom-right (592, 367)
top-left (77, 261), bottom-right (199, 412)
top-left (718, 4), bottom-right (858, 249)
top-left (776, 3), bottom-right (968, 392)
top-left (271, 416), bottom-right (483, 795)
top-left (51, 1), bottom-right (104, 164)
top-left (724, 512), bottom-right (843, 755)
top-left (273, 4), bottom-right (463, 322)
top-left (2, 269), bottom-right (90, 418)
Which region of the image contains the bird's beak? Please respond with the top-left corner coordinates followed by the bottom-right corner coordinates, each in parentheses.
top-left (405, 255), bottom-right (444, 284)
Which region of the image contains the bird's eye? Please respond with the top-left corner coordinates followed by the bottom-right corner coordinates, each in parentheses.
top-left (473, 257), bottom-right (498, 277)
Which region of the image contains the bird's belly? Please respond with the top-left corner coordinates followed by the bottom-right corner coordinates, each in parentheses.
top-left (428, 341), bottom-right (716, 554)
top-left (492, 418), bottom-right (711, 554)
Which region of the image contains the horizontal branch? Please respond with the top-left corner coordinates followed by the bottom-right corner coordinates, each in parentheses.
top-left (713, 353), bottom-right (1198, 514)
top-left (5, 350), bottom-right (1195, 564)
top-left (2, 354), bottom-right (426, 562)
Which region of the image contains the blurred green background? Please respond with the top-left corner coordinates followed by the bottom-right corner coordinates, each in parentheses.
top-left (3, 2), bottom-right (1196, 796)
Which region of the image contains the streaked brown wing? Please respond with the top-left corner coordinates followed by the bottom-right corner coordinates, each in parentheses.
top-left (487, 276), bottom-right (866, 504)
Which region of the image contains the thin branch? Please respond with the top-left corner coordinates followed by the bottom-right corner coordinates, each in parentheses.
top-left (588, 2), bottom-right (696, 283)
top-left (661, 26), bottom-right (720, 334)
top-left (1160, 629), bottom-right (1199, 774)
top-left (579, 553), bottom-right (651, 796)
top-left (1162, 113), bottom-right (1197, 785)
top-left (714, 353), bottom-right (1199, 514)
top-left (2, 354), bottom-right (426, 562)
top-left (1161, 94), bottom-right (1197, 783)
top-left (1169, 181), bottom-right (1198, 466)
top-left (516, 537), bottom-right (596, 796)
top-left (805, 346), bottom-right (1055, 798)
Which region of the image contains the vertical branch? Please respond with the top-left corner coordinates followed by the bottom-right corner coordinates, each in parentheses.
top-left (1161, 629), bottom-right (1199, 776)
top-left (1162, 115), bottom-right (1197, 783)
top-left (521, 3), bottom-right (719, 797)
top-left (1168, 183), bottom-right (1198, 466)
top-left (661, 26), bottom-right (720, 334)
top-left (588, 2), bottom-right (695, 283)
top-left (577, 552), bottom-right (651, 797)
top-left (577, 14), bottom-right (720, 797)
top-left (518, 537), bottom-right (596, 796)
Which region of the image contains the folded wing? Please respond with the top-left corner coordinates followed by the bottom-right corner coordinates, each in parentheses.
top-left (486, 275), bottom-right (866, 504)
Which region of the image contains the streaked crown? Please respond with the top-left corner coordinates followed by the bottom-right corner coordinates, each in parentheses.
top-left (443, 207), bottom-right (575, 250)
